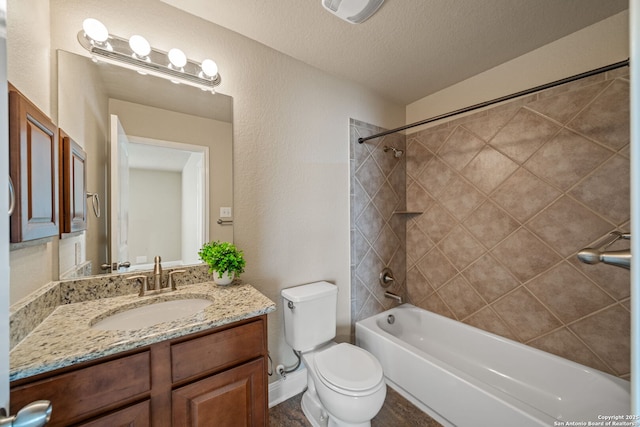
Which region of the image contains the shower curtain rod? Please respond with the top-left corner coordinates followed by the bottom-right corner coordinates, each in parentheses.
top-left (358, 58), bottom-right (630, 144)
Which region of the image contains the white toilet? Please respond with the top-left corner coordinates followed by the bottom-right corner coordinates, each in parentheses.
top-left (281, 281), bottom-right (386, 427)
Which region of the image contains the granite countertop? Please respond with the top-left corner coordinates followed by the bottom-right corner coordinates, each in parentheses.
top-left (10, 282), bottom-right (276, 382)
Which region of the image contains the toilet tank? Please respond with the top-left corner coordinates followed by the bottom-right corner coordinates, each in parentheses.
top-left (281, 281), bottom-right (338, 352)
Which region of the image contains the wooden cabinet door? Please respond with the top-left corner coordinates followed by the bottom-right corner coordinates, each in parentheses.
top-left (172, 358), bottom-right (266, 427)
top-left (59, 129), bottom-right (87, 233)
top-left (8, 85), bottom-right (59, 242)
top-left (77, 400), bottom-right (150, 427)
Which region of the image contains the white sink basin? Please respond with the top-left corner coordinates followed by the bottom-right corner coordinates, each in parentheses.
top-left (91, 298), bottom-right (213, 331)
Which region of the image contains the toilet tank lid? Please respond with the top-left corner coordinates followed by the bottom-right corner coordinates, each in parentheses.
top-left (281, 281), bottom-right (337, 302)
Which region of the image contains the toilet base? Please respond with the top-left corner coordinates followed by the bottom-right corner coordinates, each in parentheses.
top-left (301, 390), bottom-right (328, 427)
top-left (301, 389), bottom-right (372, 427)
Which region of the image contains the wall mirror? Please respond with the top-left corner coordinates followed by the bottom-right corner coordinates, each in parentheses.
top-left (57, 50), bottom-right (233, 277)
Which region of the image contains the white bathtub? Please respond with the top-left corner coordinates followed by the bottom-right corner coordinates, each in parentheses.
top-left (356, 304), bottom-right (630, 427)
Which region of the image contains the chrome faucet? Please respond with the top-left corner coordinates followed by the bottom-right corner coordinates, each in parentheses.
top-left (577, 231), bottom-right (631, 270)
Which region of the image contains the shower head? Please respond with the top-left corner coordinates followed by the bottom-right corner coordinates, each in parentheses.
top-left (383, 146), bottom-right (404, 158)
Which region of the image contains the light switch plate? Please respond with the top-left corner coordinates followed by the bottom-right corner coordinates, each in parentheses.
top-left (220, 207), bottom-right (232, 218)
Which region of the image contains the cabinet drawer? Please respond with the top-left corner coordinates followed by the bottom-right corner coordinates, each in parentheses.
top-left (77, 400), bottom-right (150, 427)
top-left (171, 320), bottom-right (265, 383)
top-left (11, 351), bottom-right (150, 426)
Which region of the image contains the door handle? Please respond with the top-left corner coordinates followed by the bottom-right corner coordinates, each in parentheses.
top-left (0, 400), bottom-right (52, 426)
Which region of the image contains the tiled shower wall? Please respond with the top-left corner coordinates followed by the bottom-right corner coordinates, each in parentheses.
top-left (350, 120), bottom-right (407, 335)
top-left (405, 68), bottom-right (630, 378)
top-left (350, 68), bottom-right (630, 378)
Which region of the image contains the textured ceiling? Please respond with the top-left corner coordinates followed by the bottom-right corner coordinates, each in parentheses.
top-left (160, 0), bottom-right (628, 105)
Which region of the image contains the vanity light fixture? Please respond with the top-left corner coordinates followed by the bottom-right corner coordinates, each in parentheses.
top-left (82, 18), bottom-right (109, 44)
top-left (168, 48), bottom-right (187, 69)
top-left (78, 18), bottom-right (221, 93)
top-left (200, 59), bottom-right (219, 79)
top-left (128, 35), bottom-right (151, 58)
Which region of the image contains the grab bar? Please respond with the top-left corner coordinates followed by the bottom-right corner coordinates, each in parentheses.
top-left (577, 231), bottom-right (631, 270)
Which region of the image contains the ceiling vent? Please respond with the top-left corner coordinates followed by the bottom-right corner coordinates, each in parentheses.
top-left (321, 0), bottom-right (385, 24)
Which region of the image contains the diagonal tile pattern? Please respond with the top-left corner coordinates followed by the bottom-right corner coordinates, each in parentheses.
top-left (351, 69), bottom-right (630, 379)
top-left (402, 69), bottom-right (630, 378)
top-left (351, 120), bottom-right (408, 324)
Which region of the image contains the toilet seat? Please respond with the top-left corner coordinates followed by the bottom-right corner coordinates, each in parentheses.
top-left (314, 343), bottom-right (384, 394)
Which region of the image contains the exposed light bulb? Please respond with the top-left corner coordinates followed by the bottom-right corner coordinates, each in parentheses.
top-left (129, 35), bottom-right (151, 57)
top-left (82, 18), bottom-right (109, 43)
top-left (168, 48), bottom-right (187, 68)
top-left (200, 59), bottom-right (218, 78)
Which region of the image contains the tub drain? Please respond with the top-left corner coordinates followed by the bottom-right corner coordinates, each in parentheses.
top-left (387, 314), bottom-right (395, 324)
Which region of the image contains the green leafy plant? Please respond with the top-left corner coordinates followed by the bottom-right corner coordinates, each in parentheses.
top-left (198, 241), bottom-right (246, 278)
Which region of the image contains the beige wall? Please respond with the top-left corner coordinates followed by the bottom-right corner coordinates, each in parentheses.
top-left (8, 0), bottom-right (405, 373)
top-left (57, 50), bottom-right (109, 279)
top-left (7, 0), bottom-right (56, 303)
top-left (407, 11), bottom-right (629, 129)
top-left (7, 0), bottom-right (51, 116)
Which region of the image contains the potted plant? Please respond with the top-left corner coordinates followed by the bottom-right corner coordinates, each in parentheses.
top-left (198, 241), bottom-right (246, 285)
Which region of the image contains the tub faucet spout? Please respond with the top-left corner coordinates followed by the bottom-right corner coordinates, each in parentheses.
top-left (384, 291), bottom-right (403, 304)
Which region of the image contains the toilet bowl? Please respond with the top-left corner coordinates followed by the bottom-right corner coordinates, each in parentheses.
top-left (281, 282), bottom-right (387, 427)
top-left (301, 342), bottom-right (386, 427)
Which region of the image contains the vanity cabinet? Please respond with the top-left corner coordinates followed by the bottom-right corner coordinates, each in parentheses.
top-left (8, 84), bottom-right (59, 242)
top-left (10, 315), bottom-right (268, 426)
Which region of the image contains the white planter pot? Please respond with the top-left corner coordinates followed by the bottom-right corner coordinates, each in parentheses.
top-left (213, 270), bottom-right (235, 285)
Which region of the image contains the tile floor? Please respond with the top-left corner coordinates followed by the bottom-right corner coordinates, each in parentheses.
top-left (269, 386), bottom-right (443, 426)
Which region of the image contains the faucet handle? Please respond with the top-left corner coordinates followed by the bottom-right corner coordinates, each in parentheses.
top-left (128, 275), bottom-right (149, 297)
top-left (167, 269), bottom-right (186, 291)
